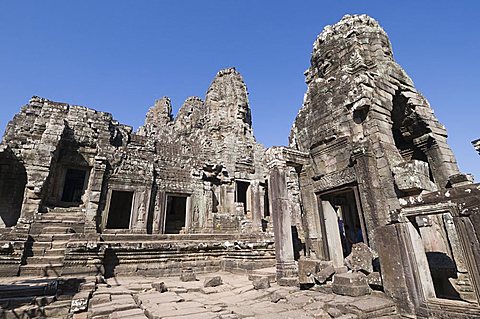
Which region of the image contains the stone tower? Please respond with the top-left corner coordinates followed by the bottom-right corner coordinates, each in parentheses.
top-left (268, 14), bottom-right (480, 315)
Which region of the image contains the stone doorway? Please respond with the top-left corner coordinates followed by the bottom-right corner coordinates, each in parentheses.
top-left (0, 150), bottom-right (27, 227)
top-left (235, 180), bottom-right (250, 214)
top-left (318, 187), bottom-right (367, 267)
top-left (405, 211), bottom-right (478, 303)
top-left (60, 168), bottom-right (88, 203)
top-left (164, 195), bottom-right (188, 234)
top-left (106, 190), bottom-right (134, 229)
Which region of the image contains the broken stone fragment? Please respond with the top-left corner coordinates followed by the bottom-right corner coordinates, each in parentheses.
top-left (392, 160), bottom-right (437, 194)
top-left (204, 275), bottom-right (223, 287)
top-left (298, 257), bottom-right (319, 284)
top-left (332, 272), bottom-right (371, 297)
top-left (326, 307), bottom-right (343, 318)
top-left (366, 272), bottom-right (382, 288)
top-left (314, 309), bottom-right (332, 319)
top-left (70, 290), bottom-right (90, 313)
top-left (270, 290), bottom-right (287, 303)
top-left (298, 257), bottom-right (334, 284)
top-left (344, 243), bottom-right (374, 274)
top-left (315, 264), bottom-right (336, 284)
top-left (252, 276), bottom-right (270, 290)
top-left (180, 268), bottom-right (197, 282)
top-left (152, 282), bottom-right (168, 293)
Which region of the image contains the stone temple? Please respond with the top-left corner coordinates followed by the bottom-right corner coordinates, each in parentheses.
top-left (0, 14), bottom-right (479, 319)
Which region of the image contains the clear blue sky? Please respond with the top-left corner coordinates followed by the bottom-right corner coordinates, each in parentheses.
top-left (1, 1), bottom-right (479, 179)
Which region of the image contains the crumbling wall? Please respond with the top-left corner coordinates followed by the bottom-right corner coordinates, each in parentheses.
top-left (289, 14), bottom-right (469, 315)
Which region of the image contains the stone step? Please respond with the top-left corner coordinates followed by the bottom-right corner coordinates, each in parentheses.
top-left (0, 279), bottom-right (58, 299)
top-left (42, 299), bottom-right (72, 317)
top-left (42, 226), bottom-right (75, 234)
top-left (29, 244), bottom-right (67, 255)
top-left (44, 248), bottom-right (66, 256)
top-left (35, 216), bottom-right (85, 224)
top-left (248, 267), bottom-right (277, 282)
top-left (20, 264), bottom-right (64, 277)
top-left (33, 233), bottom-right (76, 241)
top-left (26, 256), bottom-right (64, 265)
top-left (29, 241), bottom-right (52, 250)
top-left (30, 246), bottom-right (64, 254)
top-left (51, 241), bottom-right (69, 249)
top-left (30, 247), bottom-right (47, 256)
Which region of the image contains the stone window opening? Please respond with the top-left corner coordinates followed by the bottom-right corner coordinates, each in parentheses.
top-left (164, 194), bottom-right (188, 234)
top-left (106, 190), bottom-right (134, 229)
top-left (317, 187), bottom-right (367, 267)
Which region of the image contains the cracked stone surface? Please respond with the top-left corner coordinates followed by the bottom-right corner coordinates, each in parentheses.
top-left (83, 272), bottom-right (398, 319)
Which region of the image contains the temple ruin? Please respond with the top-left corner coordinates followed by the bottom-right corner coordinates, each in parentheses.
top-left (1, 14), bottom-right (479, 319)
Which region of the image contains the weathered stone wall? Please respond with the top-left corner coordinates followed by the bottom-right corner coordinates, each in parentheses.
top-left (287, 14), bottom-right (476, 316)
top-left (0, 68), bottom-right (273, 276)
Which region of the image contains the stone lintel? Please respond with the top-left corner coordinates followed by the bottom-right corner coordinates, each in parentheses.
top-left (265, 146), bottom-right (309, 169)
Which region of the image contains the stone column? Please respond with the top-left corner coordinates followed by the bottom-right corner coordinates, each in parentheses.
top-left (85, 156), bottom-right (107, 235)
top-left (266, 148), bottom-right (297, 285)
top-left (250, 180), bottom-right (263, 232)
top-left (131, 188), bottom-right (149, 233)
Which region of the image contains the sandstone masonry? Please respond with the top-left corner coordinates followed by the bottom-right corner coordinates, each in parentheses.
top-left (1, 14), bottom-right (479, 319)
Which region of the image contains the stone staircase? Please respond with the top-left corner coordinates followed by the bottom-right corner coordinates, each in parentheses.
top-left (20, 207), bottom-right (86, 277)
top-left (0, 277), bottom-right (87, 319)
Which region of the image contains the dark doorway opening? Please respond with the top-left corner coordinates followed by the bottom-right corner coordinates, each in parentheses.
top-left (408, 214), bottom-right (473, 302)
top-left (61, 169), bottom-right (87, 203)
top-left (106, 191), bottom-right (133, 229)
top-left (235, 180), bottom-right (250, 214)
top-left (0, 151), bottom-right (27, 227)
top-left (263, 181), bottom-right (270, 217)
top-left (320, 188), bottom-right (365, 258)
top-left (165, 195), bottom-right (187, 234)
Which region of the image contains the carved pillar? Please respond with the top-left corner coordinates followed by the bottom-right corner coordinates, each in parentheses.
top-left (203, 181), bottom-right (214, 231)
top-left (352, 144), bottom-right (415, 315)
top-left (131, 187), bottom-right (149, 233)
top-left (266, 148), bottom-right (297, 285)
top-left (351, 144), bottom-right (392, 243)
top-left (250, 180), bottom-right (263, 232)
top-left (85, 156), bottom-right (107, 234)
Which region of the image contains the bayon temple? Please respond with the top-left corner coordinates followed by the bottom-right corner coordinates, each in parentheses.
top-left (1, 14), bottom-right (479, 319)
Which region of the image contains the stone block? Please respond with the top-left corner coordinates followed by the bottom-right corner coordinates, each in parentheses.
top-left (315, 264), bottom-right (335, 284)
top-left (326, 307), bottom-right (343, 318)
top-left (180, 268), bottom-right (197, 282)
top-left (204, 275), bottom-right (223, 287)
top-left (270, 290), bottom-right (287, 303)
top-left (313, 309), bottom-right (331, 319)
top-left (344, 243), bottom-right (373, 274)
top-left (298, 258), bottom-right (319, 284)
top-left (298, 258), bottom-right (335, 285)
top-left (332, 273), bottom-right (371, 297)
top-left (277, 277), bottom-right (299, 287)
top-left (252, 276), bottom-right (270, 289)
top-left (392, 160), bottom-right (437, 194)
top-left (71, 291), bottom-right (91, 313)
top-left (151, 282), bottom-right (168, 293)
top-left (367, 272), bottom-right (382, 288)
